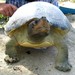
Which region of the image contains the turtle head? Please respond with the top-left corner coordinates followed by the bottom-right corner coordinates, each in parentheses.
top-left (28, 17), bottom-right (50, 42)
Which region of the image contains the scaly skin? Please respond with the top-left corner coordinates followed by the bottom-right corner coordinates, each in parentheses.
top-left (54, 40), bottom-right (72, 72)
top-left (51, 27), bottom-right (72, 72)
top-left (4, 36), bottom-right (19, 63)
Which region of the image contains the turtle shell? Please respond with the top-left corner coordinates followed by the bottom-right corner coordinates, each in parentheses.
top-left (4, 1), bottom-right (71, 35)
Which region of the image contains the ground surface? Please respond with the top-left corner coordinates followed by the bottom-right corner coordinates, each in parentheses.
top-left (0, 14), bottom-right (75, 75)
top-left (0, 0), bottom-right (75, 75)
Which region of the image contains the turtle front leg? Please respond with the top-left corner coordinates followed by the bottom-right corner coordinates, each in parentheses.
top-left (4, 37), bottom-right (19, 63)
top-left (54, 40), bottom-right (72, 72)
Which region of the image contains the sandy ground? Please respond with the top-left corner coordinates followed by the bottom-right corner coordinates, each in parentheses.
top-left (0, 14), bottom-right (75, 75)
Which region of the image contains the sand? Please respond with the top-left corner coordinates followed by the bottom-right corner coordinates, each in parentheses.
top-left (0, 14), bottom-right (75, 75)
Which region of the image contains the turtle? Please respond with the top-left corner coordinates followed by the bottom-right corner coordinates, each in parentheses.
top-left (4, 1), bottom-right (72, 72)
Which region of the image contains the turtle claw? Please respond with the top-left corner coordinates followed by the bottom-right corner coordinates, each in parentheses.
top-left (4, 56), bottom-right (19, 63)
top-left (55, 62), bottom-right (72, 72)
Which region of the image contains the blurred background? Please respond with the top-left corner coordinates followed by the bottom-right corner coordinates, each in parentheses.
top-left (0, 0), bottom-right (75, 27)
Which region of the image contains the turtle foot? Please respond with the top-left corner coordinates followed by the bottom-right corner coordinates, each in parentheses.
top-left (4, 55), bottom-right (19, 63)
top-left (55, 62), bottom-right (72, 72)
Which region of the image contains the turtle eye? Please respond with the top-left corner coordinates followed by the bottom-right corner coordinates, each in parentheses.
top-left (32, 21), bottom-right (35, 25)
top-left (29, 21), bottom-right (36, 27)
top-left (31, 20), bottom-right (39, 26)
top-left (35, 19), bottom-right (39, 24)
